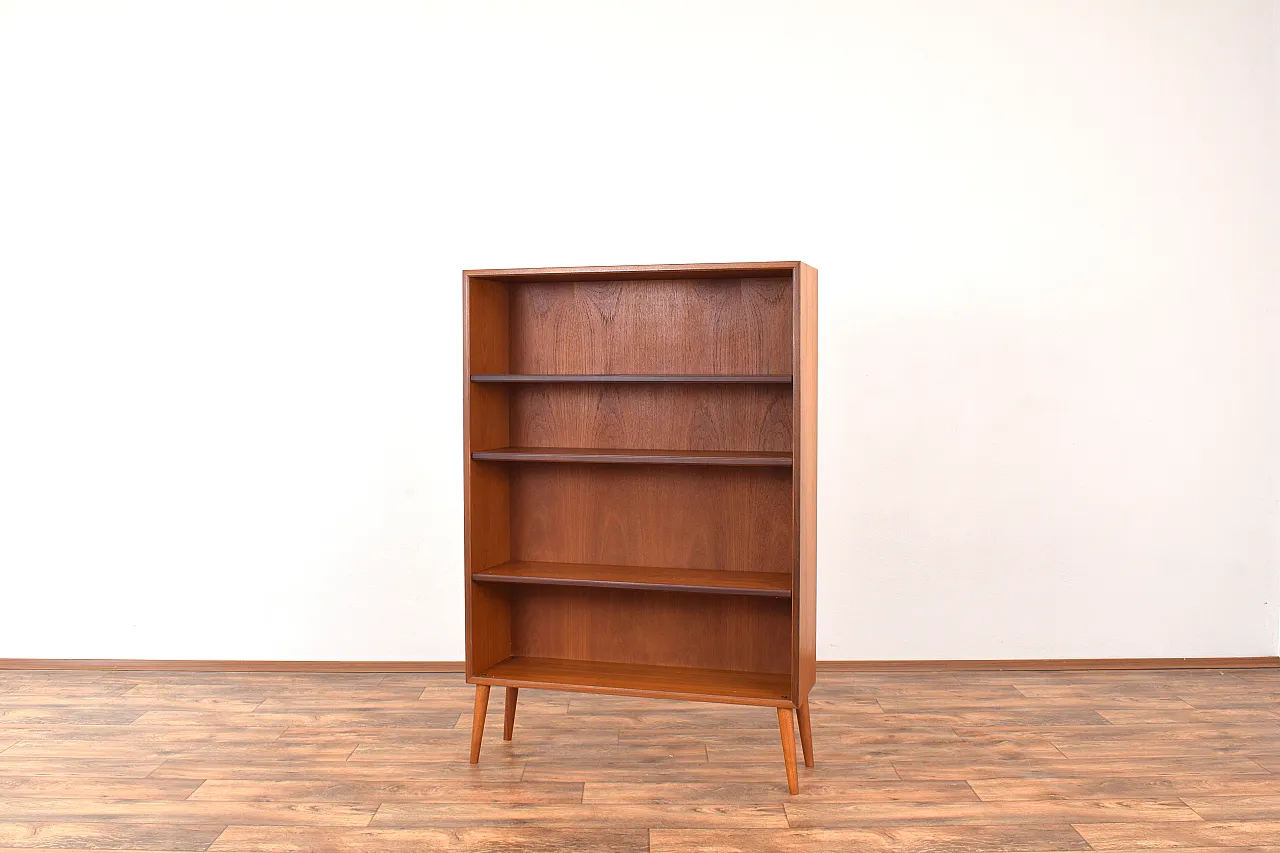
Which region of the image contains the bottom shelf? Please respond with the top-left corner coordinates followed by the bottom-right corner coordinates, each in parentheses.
top-left (472, 656), bottom-right (792, 707)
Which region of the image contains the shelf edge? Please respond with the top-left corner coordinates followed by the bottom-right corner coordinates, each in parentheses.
top-left (470, 374), bottom-right (793, 383)
top-left (472, 569), bottom-right (792, 598)
top-left (471, 448), bottom-right (793, 467)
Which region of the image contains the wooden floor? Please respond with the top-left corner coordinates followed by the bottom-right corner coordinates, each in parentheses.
top-left (1, 668), bottom-right (1278, 852)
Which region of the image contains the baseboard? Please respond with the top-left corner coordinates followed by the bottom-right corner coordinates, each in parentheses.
top-left (817, 657), bottom-right (1280, 672)
top-left (1, 657), bottom-right (1276, 673)
top-left (0, 659), bottom-right (465, 672)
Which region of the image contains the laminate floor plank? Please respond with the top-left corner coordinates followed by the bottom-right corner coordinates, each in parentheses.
top-left (132, 711), bottom-right (464, 729)
top-left (953, 723), bottom-right (1280, 741)
top-left (875, 710), bottom-right (1113, 727)
top-left (272, 725), bottom-right (491, 745)
top-left (1053, 742), bottom-right (1277, 760)
top-left (617, 726), bottom-right (962, 747)
top-left (648, 825), bottom-right (1093, 852)
top-left (1, 742), bottom-right (358, 761)
top-left (893, 756), bottom-right (1273, 780)
top-left (0, 725), bottom-right (289, 744)
top-left (0, 667), bottom-right (1273, 853)
top-left (582, 780), bottom-right (980, 804)
top-left (1097, 708), bottom-right (1280, 724)
top-left (0, 709), bottom-right (149, 725)
top-left (187, 780), bottom-right (584, 804)
top-left (1, 698), bottom-right (266, 712)
top-left (349, 741), bottom-right (704, 764)
top-left (370, 802), bottom-right (788, 828)
top-left (0, 758), bottom-right (166, 778)
top-left (1074, 819), bottom-right (1280, 849)
top-left (323, 728), bottom-right (619, 749)
top-left (873, 696), bottom-right (1195, 712)
top-left (0, 822), bottom-right (223, 851)
top-left (522, 759), bottom-right (900, 783)
top-left (1181, 795), bottom-right (1280, 820)
top-left (246, 698), bottom-right (503, 713)
top-left (151, 759), bottom-right (525, 782)
top-left (0, 798), bottom-right (376, 827)
top-left (207, 826), bottom-right (648, 852)
top-left (969, 775), bottom-right (1280, 801)
top-left (784, 798), bottom-right (1204, 826)
top-left (709, 741), bottom-right (1067, 763)
top-left (0, 778), bottom-right (203, 800)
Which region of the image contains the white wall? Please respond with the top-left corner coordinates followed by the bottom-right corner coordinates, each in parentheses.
top-left (1, 0), bottom-right (1276, 661)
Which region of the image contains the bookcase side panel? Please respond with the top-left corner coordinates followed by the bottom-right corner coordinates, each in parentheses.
top-left (794, 264), bottom-right (818, 702)
top-left (465, 276), bottom-right (513, 676)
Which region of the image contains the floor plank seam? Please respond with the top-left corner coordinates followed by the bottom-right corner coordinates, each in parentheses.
top-left (202, 824), bottom-right (231, 852)
top-left (1067, 823), bottom-right (1099, 851)
top-left (1176, 796), bottom-right (1209, 821)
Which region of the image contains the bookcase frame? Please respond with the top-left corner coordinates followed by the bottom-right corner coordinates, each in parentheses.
top-left (462, 261), bottom-right (817, 793)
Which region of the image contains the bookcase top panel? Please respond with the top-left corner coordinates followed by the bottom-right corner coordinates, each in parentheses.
top-left (466, 261), bottom-right (804, 283)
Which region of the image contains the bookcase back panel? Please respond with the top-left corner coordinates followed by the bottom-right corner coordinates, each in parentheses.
top-left (509, 278), bottom-right (792, 375)
top-left (510, 384), bottom-right (792, 452)
top-left (509, 585), bottom-right (791, 675)
top-left (510, 464), bottom-right (791, 574)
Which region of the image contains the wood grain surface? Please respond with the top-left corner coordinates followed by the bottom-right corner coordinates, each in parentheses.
top-left (508, 383), bottom-right (792, 452)
top-left (506, 586), bottom-right (791, 674)
top-left (507, 278), bottom-right (793, 375)
top-left (793, 262), bottom-right (818, 709)
top-left (1, 667), bottom-right (1277, 851)
top-left (509, 464), bottom-right (792, 573)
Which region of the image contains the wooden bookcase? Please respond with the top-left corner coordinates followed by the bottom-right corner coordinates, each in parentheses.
top-left (462, 262), bottom-right (817, 793)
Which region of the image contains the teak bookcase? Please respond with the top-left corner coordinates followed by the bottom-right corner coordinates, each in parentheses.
top-left (462, 261), bottom-right (817, 793)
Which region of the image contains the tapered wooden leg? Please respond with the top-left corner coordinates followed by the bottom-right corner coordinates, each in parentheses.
top-left (777, 707), bottom-right (799, 794)
top-left (503, 686), bottom-right (518, 741)
top-left (469, 684), bottom-right (490, 764)
top-left (797, 698), bottom-right (814, 767)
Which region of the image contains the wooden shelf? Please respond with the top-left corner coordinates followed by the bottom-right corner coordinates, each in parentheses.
top-left (471, 374), bottom-right (792, 383)
top-left (465, 261), bottom-right (800, 283)
top-left (473, 561), bottom-right (792, 598)
top-left (472, 656), bottom-right (792, 707)
top-left (471, 447), bottom-right (792, 466)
